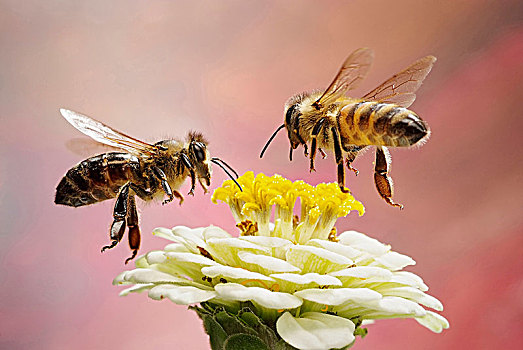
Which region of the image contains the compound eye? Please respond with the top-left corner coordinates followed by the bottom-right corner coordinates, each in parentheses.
top-left (192, 142), bottom-right (206, 162)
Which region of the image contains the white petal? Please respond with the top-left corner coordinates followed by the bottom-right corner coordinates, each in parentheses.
top-left (153, 226), bottom-right (205, 254)
top-left (115, 269), bottom-right (184, 285)
top-left (329, 266), bottom-right (393, 280)
top-left (276, 312), bottom-right (355, 350)
top-left (145, 251), bottom-right (168, 264)
top-left (366, 296), bottom-right (426, 318)
top-left (202, 225), bottom-right (232, 240)
top-left (338, 230), bottom-right (390, 256)
top-left (371, 251), bottom-right (416, 271)
top-left (392, 271), bottom-right (429, 291)
top-left (240, 236), bottom-right (294, 260)
top-left (148, 284), bottom-right (217, 304)
top-left (201, 265), bottom-right (275, 283)
top-left (164, 243), bottom-right (191, 252)
top-left (415, 311), bottom-right (450, 333)
top-left (286, 245), bottom-right (354, 274)
top-left (164, 251), bottom-right (218, 266)
top-left (119, 283), bottom-right (154, 296)
top-left (206, 237), bottom-right (270, 266)
top-left (271, 273), bottom-right (342, 289)
top-left (307, 239), bottom-right (362, 260)
top-left (214, 283), bottom-right (302, 309)
top-left (238, 251), bottom-right (301, 274)
top-left (239, 236), bottom-right (294, 248)
top-left (378, 286), bottom-right (443, 311)
top-left (295, 288), bottom-right (382, 306)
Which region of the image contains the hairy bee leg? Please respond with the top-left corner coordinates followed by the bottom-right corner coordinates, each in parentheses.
top-left (198, 178), bottom-right (209, 194)
top-left (181, 153), bottom-right (196, 195)
top-left (331, 127), bottom-right (349, 193)
top-left (125, 195), bottom-right (140, 264)
top-left (374, 147), bottom-right (403, 209)
top-left (345, 148), bottom-right (361, 176)
top-left (309, 118), bottom-right (326, 172)
top-left (293, 130), bottom-right (309, 157)
top-left (152, 166), bottom-right (175, 205)
top-left (102, 183), bottom-right (130, 253)
top-left (173, 190), bottom-right (184, 205)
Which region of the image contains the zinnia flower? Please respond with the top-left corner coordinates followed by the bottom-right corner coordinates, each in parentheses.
top-left (114, 172), bottom-right (448, 349)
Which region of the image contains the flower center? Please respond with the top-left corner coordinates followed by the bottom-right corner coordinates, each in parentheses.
top-left (212, 171), bottom-right (364, 244)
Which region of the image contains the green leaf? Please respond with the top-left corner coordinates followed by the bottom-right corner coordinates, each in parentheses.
top-left (224, 334), bottom-right (269, 350)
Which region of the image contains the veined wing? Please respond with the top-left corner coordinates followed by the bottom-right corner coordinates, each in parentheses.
top-left (362, 55), bottom-right (436, 108)
top-left (60, 108), bottom-right (158, 157)
top-left (313, 48), bottom-right (374, 109)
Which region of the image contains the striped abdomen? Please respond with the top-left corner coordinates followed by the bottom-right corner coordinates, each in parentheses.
top-left (55, 153), bottom-right (144, 207)
top-left (338, 101), bottom-right (429, 148)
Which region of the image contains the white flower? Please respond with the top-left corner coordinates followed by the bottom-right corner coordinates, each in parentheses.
top-left (114, 172), bottom-right (448, 349)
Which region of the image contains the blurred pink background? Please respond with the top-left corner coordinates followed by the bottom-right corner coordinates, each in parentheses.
top-left (1, 1), bottom-right (522, 349)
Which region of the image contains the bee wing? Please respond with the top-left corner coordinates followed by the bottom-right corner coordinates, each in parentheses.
top-left (314, 48), bottom-right (374, 108)
top-left (60, 108), bottom-right (158, 157)
top-left (362, 55), bottom-right (436, 108)
top-left (65, 137), bottom-right (123, 157)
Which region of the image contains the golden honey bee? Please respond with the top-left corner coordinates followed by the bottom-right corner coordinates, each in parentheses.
top-left (55, 109), bottom-right (241, 263)
top-left (260, 48), bottom-right (436, 208)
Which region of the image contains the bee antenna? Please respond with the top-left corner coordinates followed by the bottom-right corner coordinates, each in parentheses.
top-left (211, 157), bottom-right (239, 178)
top-left (260, 124), bottom-right (285, 158)
top-left (211, 158), bottom-right (243, 192)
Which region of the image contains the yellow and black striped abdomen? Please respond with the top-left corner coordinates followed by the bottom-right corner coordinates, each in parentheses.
top-left (55, 153), bottom-right (144, 207)
top-left (338, 101), bottom-right (429, 148)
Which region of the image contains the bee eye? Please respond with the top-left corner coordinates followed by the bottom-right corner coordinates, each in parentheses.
top-left (192, 142), bottom-right (206, 161)
top-left (285, 103), bottom-right (299, 127)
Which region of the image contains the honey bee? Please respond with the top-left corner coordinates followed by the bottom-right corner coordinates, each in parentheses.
top-left (55, 109), bottom-right (241, 263)
top-left (260, 48), bottom-right (436, 208)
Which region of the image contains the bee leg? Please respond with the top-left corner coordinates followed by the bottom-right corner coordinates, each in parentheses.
top-left (152, 166), bottom-right (175, 205)
top-left (181, 154), bottom-right (197, 196)
top-left (345, 146), bottom-right (364, 176)
top-left (374, 147), bottom-right (403, 209)
top-left (296, 133), bottom-right (309, 156)
top-left (173, 190), bottom-right (184, 205)
top-left (102, 183), bottom-right (130, 253)
top-left (125, 195), bottom-right (140, 264)
top-left (310, 118), bottom-right (326, 172)
top-left (318, 148), bottom-right (327, 159)
top-left (331, 127), bottom-right (349, 193)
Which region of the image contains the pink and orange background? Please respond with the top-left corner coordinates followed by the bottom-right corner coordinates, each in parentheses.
top-left (1, 1), bottom-right (522, 349)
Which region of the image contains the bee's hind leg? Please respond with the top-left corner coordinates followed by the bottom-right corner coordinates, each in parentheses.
top-left (374, 147), bottom-right (403, 209)
top-left (309, 118), bottom-right (326, 172)
top-left (102, 182), bottom-right (130, 253)
top-left (125, 195), bottom-right (140, 264)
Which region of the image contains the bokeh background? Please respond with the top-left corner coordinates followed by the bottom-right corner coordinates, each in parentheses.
top-left (1, 1), bottom-right (522, 349)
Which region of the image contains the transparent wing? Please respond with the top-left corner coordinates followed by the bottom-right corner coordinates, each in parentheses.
top-left (362, 55), bottom-right (436, 108)
top-left (60, 108), bottom-right (158, 156)
top-left (65, 138), bottom-right (123, 157)
top-left (314, 48), bottom-right (374, 108)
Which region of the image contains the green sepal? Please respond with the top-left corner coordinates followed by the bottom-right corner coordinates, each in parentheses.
top-left (223, 334), bottom-right (269, 350)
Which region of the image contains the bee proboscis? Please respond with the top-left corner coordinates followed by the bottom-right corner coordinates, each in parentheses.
top-left (260, 48), bottom-right (436, 208)
top-left (55, 109), bottom-right (241, 263)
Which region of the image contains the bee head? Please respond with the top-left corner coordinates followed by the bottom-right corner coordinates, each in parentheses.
top-left (187, 132), bottom-right (212, 187)
top-left (259, 94), bottom-right (306, 159)
top-left (284, 101), bottom-right (302, 150)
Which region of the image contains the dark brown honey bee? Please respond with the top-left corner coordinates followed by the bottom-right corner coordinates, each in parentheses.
top-left (55, 109), bottom-right (241, 263)
top-left (260, 48), bottom-right (436, 208)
